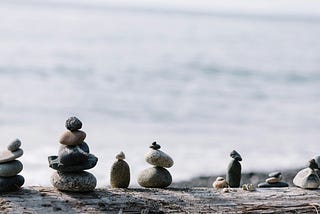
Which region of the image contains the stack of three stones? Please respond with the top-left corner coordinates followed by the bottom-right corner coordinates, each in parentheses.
top-left (48, 117), bottom-right (98, 192)
top-left (0, 139), bottom-right (24, 192)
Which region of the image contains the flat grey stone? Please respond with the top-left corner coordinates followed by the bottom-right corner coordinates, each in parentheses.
top-left (138, 166), bottom-right (172, 188)
top-left (58, 145), bottom-right (89, 166)
top-left (145, 149), bottom-right (174, 168)
top-left (0, 149), bottom-right (23, 163)
top-left (51, 171), bottom-right (96, 192)
top-left (48, 154), bottom-right (98, 172)
top-left (258, 182), bottom-right (289, 188)
top-left (0, 175), bottom-right (24, 192)
top-left (268, 171), bottom-right (281, 178)
top-left (110, 160), bottom-right (130, 188)
top-left (0, 160), bottom-right (23, 177)
top-left (7, 139), bottom-right (21, 152)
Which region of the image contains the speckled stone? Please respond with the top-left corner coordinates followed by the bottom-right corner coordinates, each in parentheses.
top-left (110, 159), bottom-right (130, 188)
top-left (58, 146), bottom-right (89, 166)
top-left (138, 166), bottom-right (172, 188)
top-left (0, 160), bottom-right (23, 177)
top-left (48, 154), bottom-right (98, 172)
top-left (59, 130), bottom-right (86, 146)
top-left (7, 139), bottom-right (21, 152)
top-left (65, 117), bottom-right (82, 131)
top-left (51, 171), bottom-right (97, 192)
top-left (226, 159), bottom-right (241, 188)
top-left (0, 175), bottom-right (24, 192)
top-left (59, 142), bottom-right (90, 154)
top-left (293, 167), bottom-right (320, 189)
top-left (212, 177), bottom-right (228, 189)
top-left (145, 149), bottom-right (174, 168)
top-left (258, 182), bottom-right (289, 188)
top-left (0, 149), bottom-right (23, 164)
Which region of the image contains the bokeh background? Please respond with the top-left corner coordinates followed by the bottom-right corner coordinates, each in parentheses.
top-left (0, 0), bottom-right (320, 186)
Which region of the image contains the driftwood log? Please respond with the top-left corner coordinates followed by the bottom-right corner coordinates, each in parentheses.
top-left (1, 187), bottom-right (320, 213)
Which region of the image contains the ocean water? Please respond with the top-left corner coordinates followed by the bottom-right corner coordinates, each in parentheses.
top-left (0, 0), bottom-right (320, 186)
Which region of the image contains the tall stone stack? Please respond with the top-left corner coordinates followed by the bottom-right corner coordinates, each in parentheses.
top-left (48, 117), bottom-right (98, 192)
top-left (0, 139), bottom-right (24, 192)
top-left (226, 150), bottom-right (242, 188)
top-left (138, 142), bottom-right (173, 188)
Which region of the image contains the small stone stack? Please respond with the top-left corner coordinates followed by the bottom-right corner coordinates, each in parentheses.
top-left (110, 151), bottom-right (130, 188)
top-left (0, 139), bottom-right (24, 192)
top-left (226, 150), bottom-right (242, 188)
top-left (138, 142), bottom-right (173, 188)
top-left (258, 171), bottom-right (289, 188)
top-left (48, 117), bottom-right (98, 192)
top-left (293, 159), bottom-right (320, 189)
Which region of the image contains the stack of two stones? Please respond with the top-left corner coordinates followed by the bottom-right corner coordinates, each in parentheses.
top-left (0, 139), bottom-right (24, 192)
top-left (138, 142), bottom-right (173, 188)
top-left (48, 117), bottom-right (98, 192)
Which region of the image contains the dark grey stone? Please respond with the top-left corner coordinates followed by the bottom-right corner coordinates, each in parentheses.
top-left (110, 160), bottom-right (130, 188)
top-left (138, 166), bottom-right (172, 188)
top-left (0, 175), bottom-right (24, 192)
top-left (268, 171), bottom-right (281, 178)
top-left (149, 142), bottom-right (161, 150)
top-left (230, 150), bottom-right (242, 161)
top-left (226, 159), bottom-right (241, 188)
top-left (0, 160), bottom-right (23, 177)
top-left (65, 117), bottom-right (82, 131)
top-left (7, 139), bottom-right (21, 152)
top-left (51, 171), bottom-right (96, 192)
top-left (58, 146), bottom-right (89, 166)
top-left (48, 154), bottom-right (98, 172)
top-left (258, 182), bottom-right (289, 188)
top-left (59, 142), bottom-right (89, 154)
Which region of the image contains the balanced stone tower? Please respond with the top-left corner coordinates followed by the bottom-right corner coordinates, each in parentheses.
top-left (138, 142), bottom-right (173, 188)
top-left (226, 150), bottom-right (242, 188)
top-left (258, 171), bottom-right (289, 188)
top-left (110, 151), bottom-right (130, 188)
top-left (293, 159), bottom-right (320, 189)
top-left (48, 117), bottom-right (98, 192)
top-left (0, 139), bottom-right (24, 192)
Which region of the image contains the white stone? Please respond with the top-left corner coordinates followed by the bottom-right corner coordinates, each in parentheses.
top-left (293, 168), bottom-right (320, 189)
top-left (145, 149), bottom-right (174, 168)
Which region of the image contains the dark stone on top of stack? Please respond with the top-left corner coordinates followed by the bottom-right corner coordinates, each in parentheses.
top-left (65, 117), bottom-right (82, 131)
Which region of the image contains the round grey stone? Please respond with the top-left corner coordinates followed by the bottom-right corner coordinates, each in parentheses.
top-left (0, 175), bottom-right (24, 192)
top-left (137, 166), bottom-right (172, 188)
top-left (145, 149), bottom-right (174, 168)
top-left (0, 149), bottom-right (23, 163)
top-left (65, 117), bottom-right (82, 131)
top-left (7, 139), bottom-right (21, 152)
top-left (110, 160), bottom-right (130, 188)
top-left (0, 160), bottom-right (23, 177)
top-left (293, 168), bottom-right (320, 189)
top-left (51, 171), bottom-right (97, 192)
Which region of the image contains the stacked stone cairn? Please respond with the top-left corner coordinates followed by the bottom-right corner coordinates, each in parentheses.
top-left (293, 159), bottom-right (320, 189)
top-left (110, 151), bottom-right (130, 188)
top-left (226, 150), bottom-right (242, 188)
top-left (0, 139), bottom-right (24, 192)
top-left (48, 117), bottom-right (98, 192)
top-left (138, 142), bottom-right (173, 188)
top-left (258, 171), bottom-right (289, 188)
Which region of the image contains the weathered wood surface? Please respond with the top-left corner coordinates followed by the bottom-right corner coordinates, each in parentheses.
top-left (1, 186), bottom-right (320, 213)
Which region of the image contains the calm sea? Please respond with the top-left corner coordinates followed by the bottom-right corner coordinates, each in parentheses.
top-left (0, 0), bottom-right (320, 186)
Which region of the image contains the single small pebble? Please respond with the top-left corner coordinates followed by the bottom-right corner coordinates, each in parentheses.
top-left (266, 176), bottom-right (281, 184)
top-left (242, 184), bottom-right (256, 191)
top-left (7, 139), bottom-right (22, 152)
top-left (149, 142), bottom-right (161, 150)
top-left (222, 188), bottom-right (236, 193)
top-left (65, 117), bottom-right (82, 131)
top-left (116, 152), bottom-right (125, 160)
top-left (212, 177), bottom-right (228, 189)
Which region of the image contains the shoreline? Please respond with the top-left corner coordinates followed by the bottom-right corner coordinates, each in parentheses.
top-left (172, 169), bottom-right (299, 188)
